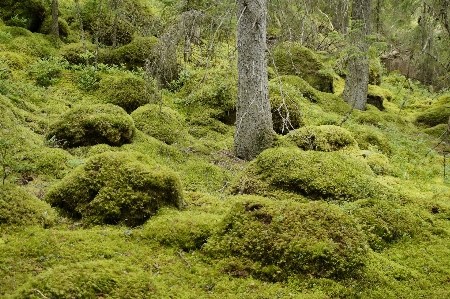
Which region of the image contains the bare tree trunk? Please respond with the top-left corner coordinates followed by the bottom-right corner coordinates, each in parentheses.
top-left (94, 0), bottom-right (103, 69)
top-left (234, 0), bottom-right (275, 160)
top-left (51, 0), bottom-right (59, 38)
top-left (332, 0), bottom-right (349, 34)
top-left (75, 0), bottom-right (87, 57)
top-left (342, 0), bottom-right (371, 111)
top-left (111, 0), bottom-right (119, 49)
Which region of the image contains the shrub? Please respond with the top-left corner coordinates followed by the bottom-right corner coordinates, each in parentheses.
top-left (203, 196), bottom-right (368, 281)
top-left (46, 103), bottom-right (136, 148)
top-left (416, 95), bottom-right (450, 127)
top-left (272, 42), bottom-right (334, 93)
top-left (98, 74), bottom-right (150, 113)
top-left (283, 125), bottom-right (358, 151)
top-left (131, 104), bottom-right (186, 144)
top-left (230, 147), bottom-right (391, 202)
top-left (0, 184), bottom-right (56, 229)
top-left (45, 151), bottom-right (183, 226)
top-left (29, 56), bottom-right (68, 87)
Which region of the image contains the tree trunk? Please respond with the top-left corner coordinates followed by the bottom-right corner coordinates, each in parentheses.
top-left (342, 0), bottom-right (371, 111)
top-left (332, 0), bottom-right (349, 34)
top-left (51, 0), bottom-right (59, 38)
top-left (234, 0), bottom-right (275, 161)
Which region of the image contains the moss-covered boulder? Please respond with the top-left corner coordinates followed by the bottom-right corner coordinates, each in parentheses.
top-left (270, 93), bottom-right (304, 134)
top-left (283, 125), bottom-right (358, 151)
top-left (203, 196), bottom-right (368, 281)
top-left (46, 104), bottom-right (135, 148)
top-left (45, 151), bottom-right (183, 226)
top-left (367, 85), bottom-right (393, 111)
top-left (107, 36), bottom-right (159, 68)
top-left (350, 125), bottom-right (391, 155)
top-left (59, 42), bottom-right (98, 65)
top-left (416, 95), bottom-right (450, 127)
top-left (0, 0), bottom-right (46, 32)
top-left (0, 184), bottom-right (56, 229)
top-left (273, 42), bottom-right (334, 93)
top-left (98, 74), bottom-right (150, 114)
top-left (230, 147), bottom-right (389, 202)
top-left (361, 150), bottom-right (390, 175)
top-left (131, 104), bottom-right (186, 144)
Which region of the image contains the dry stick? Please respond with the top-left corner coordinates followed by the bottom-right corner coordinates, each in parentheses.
top-left (178, 250), bottom-right (191, 268)
top-left (33, 289), bottom-right (49, 299)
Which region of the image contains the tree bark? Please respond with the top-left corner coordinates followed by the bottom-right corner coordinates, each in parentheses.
top-left (342, 0), bottom-right (371, 111)
top-left (51, 0), bottom-right (59, 38)
top-left (234, 0), bottom-right (275, 161)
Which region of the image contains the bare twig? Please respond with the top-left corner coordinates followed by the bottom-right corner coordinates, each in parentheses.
top-left (178, 250), bottom-right (192, 268)
top-left (33, 289), bottom-right (49, 299)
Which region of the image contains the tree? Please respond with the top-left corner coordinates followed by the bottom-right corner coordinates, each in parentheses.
top-left (234, 0), bottom-right (275, 161)
top-left (342, 0), bottom-right (371, 110)
top-left (51, 0), bottom-right (59, 37)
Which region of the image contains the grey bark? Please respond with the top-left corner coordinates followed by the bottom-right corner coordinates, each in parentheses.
top-left (342, 0), bottom-right (371, 111)
top-left (331, 0), bottom-right (349, 34)
top-left (51, 0), bottom-right (59, 37)
top-left (234, 0), bottom-right (275, 161)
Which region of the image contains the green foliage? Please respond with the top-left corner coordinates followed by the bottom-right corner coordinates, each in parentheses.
top-left (0, 184), bottom-right (56, 229)
top-left (46, 103), bottom-right (136, 148)
top-left (45, 151), bottom-right (183, 226)
top-left (0, 0), bottom-right (46, 31)
top-left (39, 17), bottom-right (70, 38)
top-left (98, 74), bottom-right (150, 113)
top-left (29, 56), bottom-right (69, 87)
top-left (204, 196), bottom-right (368, 281)
top-left (59, 42), bottom-right (97, 65)
top-left (272, 42), bottom-right (334, 93)
top-left (282, 125), bottom-right (358, 152)
top-left (0, 51), bottom-right (33, 70)
top-left (416, 95), bottom-right (450, 127)
top-left (5, 32), bottom-right (55, 58)
top-left (74, 65), bottom-right (101, 91)
top-left (230, 147), bottom-right (393, 202)
top-left (131, 104), bottom-right (187, 144)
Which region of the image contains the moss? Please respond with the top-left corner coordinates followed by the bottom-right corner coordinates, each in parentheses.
top-left (131, 104), bottom-right (187, 144)
top-left (283, 125), bottom-right (358, 151)
top-left (203, 196), bottom-right (368, 281)
top-left (346, 198), bottom-right (423, 251)
top-left (0, 183), bottom-right (56, 229)
top-left (272, 42), bottom-right (334, 93)
top-left (367, 85), bottom-right (393, 111)
top-left (107, 36), bottom-right (159, 69)
top-left (59, 42), bottom-right (97, 65)
top-left (350, 125), bottom-right (392, 155)
top-left (230, 147), bottom-right (392, 202)
top-left (46, 103), bottom-right (136, 148)
top-left (0, 51), bottom-right (33, 70)
top-left (5, 33), bottom-right (55, 58)
top-left (39, 16), bottom-right (70, 38)
top-left (142, 208), bottom-right (219, 251)
top-left (180, 159), bottom-right (231, 193)
top-left (98, 74), bottom-right (151, 113)
top-left (45, 151), bottom-right (183, 226)
top-left (416, 95), bottom-right (450, 127)
top-left (361, 150), bottom-right (390, 175)
top-left (270, 93), bottom-right (304, 134)
top-left (422, 123), bottom-right (448, 138)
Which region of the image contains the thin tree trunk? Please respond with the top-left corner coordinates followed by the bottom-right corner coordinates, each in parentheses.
top-left (75, 0), bottom-right (87, 58)
top-left (111, 0), bottom-right (119, 49)
top-left (94, 0), bottom-right (103, 69)
top-left (342, 0), bottom-right (371, 111)
top-left (234, 0), bottom-right (275, 160)
top-left (51, 0), bottom-right (59, 38)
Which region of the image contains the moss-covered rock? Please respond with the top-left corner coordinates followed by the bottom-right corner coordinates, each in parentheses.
top-left (347, 198), bottom-right (423, 251)
top-left (39, 16), bottom-right (70, 38)
top-left (45, 151), bottom-right (183, 226)
top-left (59, 42), bottom-right (97, 65)
top-left (270, 93), bottom-right (304, 134)
top-left (0, 184), bottom-right (56, 229)
top-left (46, 103), bottom-right (136, 148)
top-left (350, 125), bottom-right (392, 155)
top-left (230, 147), bottom-right (390, 202)
top-left (422, 123), bottom-right (448, 138)
top-left (106, 36), bottom-right (158, 69)
top-left (283, 125), bottom-right (358, 151)
top-left (98, 74), bottom-right (150, 113)
top-left (203, 196), bottom-right (368, 281)
top-left (272, 42), bottom-right (334, 93)
top-left (0, 51), bottom-right (33, 70)
top-left (131, 104), bottom-right (186, 144)
top-left (361, 150), bottom-right (390, 175)
top-left (367, 85), bottom-right (393, 111)
top-left (416, 95), bottom-right (450, 127)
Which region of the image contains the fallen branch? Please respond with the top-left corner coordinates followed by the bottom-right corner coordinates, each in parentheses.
top-left (178, 250), bottom-right (192, 268)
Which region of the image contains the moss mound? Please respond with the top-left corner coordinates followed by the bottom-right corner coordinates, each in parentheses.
top-left (270, 93), bottom-right (304, 134)
top-left (131, 104), bottom-right (186, 144)
top-left (230, 147), bottom-right (388, 202)
top-left (361, 150), bottom-right (390, 175)
top-left (272, 42), bottom-right (334, 93)
top-left (283, 125), bottom-right (358, 151)
top-left (0, 184), bottom-right (56, 229)
top-left (45, 151), bottom-right (183, 226)
top-left (416, 95), bottom-right (450, 127)
top-left (422, 123), bottom-right (448, 138)
top-left (204, 197), bottom-right (368, 281)
top-left (46, 103), bottom-right (136, 148)
top-left (59, 42), bottom-right (97, 65)
top-left (107, 36), bottom-right (159, 68)
top-left (350, 125), bottom-right (392, 155)
top-left (98, 74), bottom-right (150, 114)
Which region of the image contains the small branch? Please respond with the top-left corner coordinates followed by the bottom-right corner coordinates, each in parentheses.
top-left (33, 289), bottom-right (49, 299)
top-left (178, 250), bottom-right (192, 268)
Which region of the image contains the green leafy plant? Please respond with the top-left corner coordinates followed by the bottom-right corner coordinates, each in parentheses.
top-left (29, 56), bottom-right (69, 87)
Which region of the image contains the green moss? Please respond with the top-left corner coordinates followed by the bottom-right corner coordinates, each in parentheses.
top-left (349, 125), bottom-right (392, 155)
top-left (0, 51), bottom-right (33, 70)
top-left (131, 104), bottom-right (187, 144)
top-left (46, 103), bottom-right (136, 148)
top-left (142, 207), bottom-right (219, 251)
top-left (59, 42), bottom-right (97, 65)
top-left (45, 151), bottom-right (183, 226)
top-left (346, 198), bottom-right (423, 251)
top-left (98, 74), bottom-right (151, 113)
top-left (180, 159), bottom-right (230, 193)
top-left (230, 147), bottom-right (391, 202)
top-left (204, 196), bottom-right (368, 281)
top-left (106, 36), bottom-right (159, 68)
top-left (282, 125), bottom-right (358, 151)
top-left (416, 95), bottom-right (450, 127)
top-left (272, 42), bottom-right (334, 93)
top-left (39, 16), bottom-right (70, 38)
top-left (270, 93), bottom-right (304, 134)
top-left (422, 123), bottom-right (448, 138)
top-left (5, 33), bottom-right (55, 58)
top-left (361, 150), bottom-right (390, 175)
top-left (0, 184), bottom-right (56, 230)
